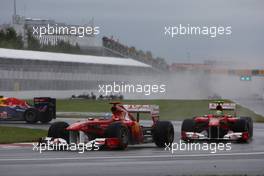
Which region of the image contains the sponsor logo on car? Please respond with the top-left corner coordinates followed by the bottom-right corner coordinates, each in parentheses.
top-left (0, 111), bottom-right (8, 119)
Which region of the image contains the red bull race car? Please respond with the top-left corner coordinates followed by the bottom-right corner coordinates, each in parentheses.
top-left (41, 102), bottom-right (174, 150)
top-left (181, 101), bottom-right (253, 143)
top-left (0, 96), bottom-right (56, 124)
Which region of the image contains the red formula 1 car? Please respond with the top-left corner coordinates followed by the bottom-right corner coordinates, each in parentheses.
top-left (43, 103), bottom-right (174, 150)
top-left (181, 101), bottom-right (253, 143)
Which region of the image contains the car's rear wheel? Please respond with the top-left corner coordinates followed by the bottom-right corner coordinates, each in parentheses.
top-left (39, 112), bottom-right (53, 124)
top-left (48, 121), bottom-right (69, 143)
top-left (152, 121), bottom-right (174, 147)
top-left (24, 108), bottom-right (39, 124)
top-left (105, 122), bottom-right (129, 150)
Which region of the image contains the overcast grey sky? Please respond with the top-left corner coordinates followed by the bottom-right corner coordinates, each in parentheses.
top-left (0, 0), bottom-right (263, 64)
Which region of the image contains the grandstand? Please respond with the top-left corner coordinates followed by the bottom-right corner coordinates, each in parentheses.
top-left (102, 37), bottom-right (168, 71)
top-left (0, 48), bottom-right (153, 91)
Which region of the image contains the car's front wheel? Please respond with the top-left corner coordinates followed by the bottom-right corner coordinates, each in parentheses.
top-left (48, 121), bottom-right (69, 143)
top-left (181, 119), bottom-right (195, 141)
top-left (240, 117), bottom-right (253, 138)
top-left (152, 121), bottom-right (174, 147)
top-left (232, 119), bottom-right (250, 143)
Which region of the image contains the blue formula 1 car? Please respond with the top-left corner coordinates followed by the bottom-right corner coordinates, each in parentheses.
top-left (0, 97), bottom-right (56, 124)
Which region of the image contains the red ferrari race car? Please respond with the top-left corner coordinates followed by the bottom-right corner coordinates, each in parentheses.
top-left (181, 101), bottom-right (253, 143)
top-left (41, 103), bottom-right (174, 150)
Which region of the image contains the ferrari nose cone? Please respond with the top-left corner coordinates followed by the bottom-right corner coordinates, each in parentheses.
top-left (209, 118), bottom-right (220, 126)
top-left (66, 122), bottom-right (84, 131)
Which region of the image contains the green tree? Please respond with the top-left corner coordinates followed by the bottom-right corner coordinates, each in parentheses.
top-left (0, 27), bottom-right (23, 49)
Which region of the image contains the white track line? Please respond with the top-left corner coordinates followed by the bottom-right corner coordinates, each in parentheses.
top-left (1, 151), bottom-right (264, 162)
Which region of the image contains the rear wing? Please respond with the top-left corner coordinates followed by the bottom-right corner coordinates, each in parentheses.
top-left (34, 97), bottom-right (56, 106)
top-left (122, 105), bottom-right (159, 116)
top-left (209, 103), bottom-right (236, 110)
top-left (34, 97), bottom-right (56, 119)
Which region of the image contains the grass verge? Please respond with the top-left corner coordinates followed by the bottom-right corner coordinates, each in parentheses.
top-left (0, 126), bottom-right (47, 144)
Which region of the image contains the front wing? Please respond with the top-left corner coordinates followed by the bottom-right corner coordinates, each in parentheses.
top-left (182, 131), bottom-right (249, 141)
top-left (38, 137), bottom-right (121, 151)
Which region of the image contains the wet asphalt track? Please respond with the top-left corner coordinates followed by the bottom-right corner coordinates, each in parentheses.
top-left (1, 119), bottom-right (264, 175)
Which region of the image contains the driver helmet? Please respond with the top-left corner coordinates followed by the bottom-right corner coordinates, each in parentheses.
top-left (216, 110), bottom-right (223, 116)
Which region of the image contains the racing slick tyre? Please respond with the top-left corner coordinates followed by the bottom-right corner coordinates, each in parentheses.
top-left (105, 122), bottom-right (129, 150)
top-left (39, 112), bottom-right (53, 124)
top-left (181, 119), bottom-right (195, 141)
top-left (24, 108), bottom-right (39, 124)
top-left (232, 119), bottom-right (250, 143)
top-left (48, 121), bottom-right (69, 143)
top-left (152, 121), bottom-right (174, 148)
top-left (241, 117), bottom-right (253, 138)
top-left (181, 119), bottom-right (195, 132)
